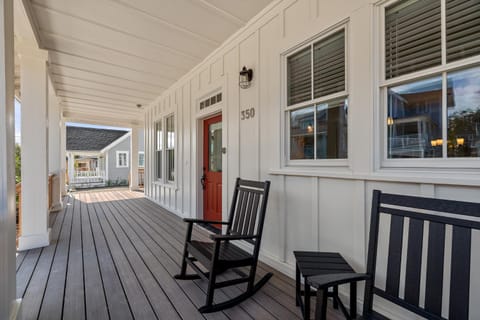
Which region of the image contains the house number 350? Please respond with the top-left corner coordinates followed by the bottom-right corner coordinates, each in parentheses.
top-left (240, 108), bottom-right (255, 120)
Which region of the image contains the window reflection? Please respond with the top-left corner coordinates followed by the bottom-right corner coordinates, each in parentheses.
top-left (290, 107), bottom-right (315, 159)
top-left (447, 66), bottom-right (480, 157)
top-left (387, 77), bottom-right (443, 158)
top-left (316, 99), bottom-right (348, 159)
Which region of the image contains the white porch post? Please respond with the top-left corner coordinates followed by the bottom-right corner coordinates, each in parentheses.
top-left (17, 45), bottom-right (50, 251)
top-left (47, 78), bottom-right (62, 210)
top-left (67, 152), bottom-right (75, 189)
top-left (60, 119), bottom-right (67, 195)
top-left (130, 127), bottom-right (139, 190)
top-left (0, 0), bottom-right (19, 318)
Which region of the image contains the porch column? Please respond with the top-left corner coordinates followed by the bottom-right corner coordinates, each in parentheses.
top-left (17, 44), bottom-right (50, 251)
top-left (0, 0), bottom-right (19, 318)
top-left (60, 119), bottom-right (67, 195)
top-left (47, 77), bottom-right (62, 211)
top-left (130, 127), bottom-right (139, 190)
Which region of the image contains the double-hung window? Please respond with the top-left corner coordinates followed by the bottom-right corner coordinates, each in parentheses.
top-left (116, 151), bottom-right (128, 168)
top-left (381, 0), bottom-right (480, 162)
top-left (154, 114), bottom-right (175, 183)
top-left (285, 27), bottom-right (348, 163)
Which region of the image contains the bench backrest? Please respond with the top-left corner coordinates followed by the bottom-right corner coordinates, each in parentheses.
top-left (363, 190), bottom-right (480, 319)
top-left (226, 178), bottom-right (270, 248)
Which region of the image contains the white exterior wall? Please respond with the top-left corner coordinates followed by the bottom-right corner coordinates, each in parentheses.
top-left (144, 1), bottom-right (480, 318)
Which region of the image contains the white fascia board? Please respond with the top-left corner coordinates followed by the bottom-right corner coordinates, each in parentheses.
top-left (100, 131), bottom-right (131, 154)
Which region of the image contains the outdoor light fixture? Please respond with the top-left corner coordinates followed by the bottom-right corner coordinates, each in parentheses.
top-left (387, 116), bottom-right (394, 126)
top-left (239, 66), bottom-right (253, 89)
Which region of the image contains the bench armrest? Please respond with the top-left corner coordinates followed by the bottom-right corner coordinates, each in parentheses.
top-left (209, 234), bottom-right (258, 241)
top-left (183, 218), bottom-right (230, 225)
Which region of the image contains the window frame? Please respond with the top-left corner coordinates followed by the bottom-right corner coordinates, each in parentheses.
top-left (377, 0), bottom-right (480, 169)
top-left (153, 112), bottom-right (177, 185)
top-left (116, 151), bottom-right (129, 168)
top-left (282, 22), bottom-right (350, 167)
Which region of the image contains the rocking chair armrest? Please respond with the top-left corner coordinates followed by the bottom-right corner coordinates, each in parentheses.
top-left (210, 234), bottom-right (258, 241)
top-left (183, 218), bottom-right (230, 225)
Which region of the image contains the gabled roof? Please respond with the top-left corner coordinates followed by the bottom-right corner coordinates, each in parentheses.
top-left (66, 126), bottom-right (129, 151)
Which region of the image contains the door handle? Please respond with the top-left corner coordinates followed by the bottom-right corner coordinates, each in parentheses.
top-left (201, 174), bottom-right (206, 190)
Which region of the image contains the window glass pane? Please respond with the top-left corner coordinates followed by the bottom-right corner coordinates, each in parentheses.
top-left (387, 76), bottom-right (443, 158)
top-left (446, 0), bottom-right (480, 63)
top-left (290, 106), bottom-right (315, 159)
top-left (138, 153), bottom-right (144, 167)
top-left (155, 121), bottom-right (162, 179)
top-left (313, 30), bottom-right (345, 98)
top-left (385, 0), bottom-right (441, 79)
top-left (316, 99), bottom-right (348, 159)
top-left (209, 122), bottom-right (222, 172)
top-left (287, 47), bottom-right (312, 105)
top-left (166, 115), bottom-right (175, 181)
top-left (447, 67), bottom-right (480, 157)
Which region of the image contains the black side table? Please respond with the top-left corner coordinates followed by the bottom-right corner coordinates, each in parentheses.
top-left (294, 251), bottom-right (357, 319)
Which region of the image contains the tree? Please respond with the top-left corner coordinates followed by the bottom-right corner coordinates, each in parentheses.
top-left (15, 144), bottom-right (21, 183)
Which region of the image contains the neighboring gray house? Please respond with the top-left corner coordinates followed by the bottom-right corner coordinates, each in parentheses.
top-left (103, 130), bottom-right (145, 184)
top-left (66, 126), bottom-right (144, 188)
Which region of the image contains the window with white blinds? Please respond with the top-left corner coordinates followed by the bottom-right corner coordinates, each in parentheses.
top-left (446, 0), bottom-right (480, 63)
top-left (313, 31), bottom-right (345, 98)
top-left (385, 0), bottom-right (442, 79)
top-left (380, 0), bottom-right (480, 165)
top-left (287, 47), bottom-right (311, 106)
top-left (287, 29), bottom-right (346, 106)
top-left (285, 26), bottom-right (348, 162)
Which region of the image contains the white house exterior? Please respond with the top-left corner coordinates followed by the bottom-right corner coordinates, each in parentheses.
top-left (142, 1), bottom-right (480, 318)
top-left (1, 0), bottom-right (479, 319)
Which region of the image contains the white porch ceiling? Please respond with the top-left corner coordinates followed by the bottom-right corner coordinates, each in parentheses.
top-left (22, 0), bottom-right (273, 127)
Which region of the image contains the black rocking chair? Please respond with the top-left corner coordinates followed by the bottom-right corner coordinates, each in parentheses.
top-left (174, 178), bottom-right (272, 313)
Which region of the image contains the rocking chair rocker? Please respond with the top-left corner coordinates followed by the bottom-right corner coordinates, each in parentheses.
top-left (174, 178), bottom-right (272, 313)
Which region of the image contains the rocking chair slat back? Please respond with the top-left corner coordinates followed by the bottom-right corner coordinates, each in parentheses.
top-left (228, 178), bottom-right (269, 243)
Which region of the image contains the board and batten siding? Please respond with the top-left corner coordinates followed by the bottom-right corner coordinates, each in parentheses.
top-left (143, 0), bottom-right (480, 318)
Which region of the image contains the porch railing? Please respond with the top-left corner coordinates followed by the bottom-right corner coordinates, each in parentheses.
top-left (139, 168), bottom-right (144, 186)
top-left (16, 183), bottom-right (21, 244)
top-left (70, 170), bottom-right (106, 188)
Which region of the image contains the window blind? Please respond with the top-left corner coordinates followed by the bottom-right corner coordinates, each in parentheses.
top-left (287, 47), bottom-right (311, 105)
top-left (313, 30), bottom-right (345, 98)
top-left (385, 0), bottom-right (442, 79)
top-left (446, 0), bottom-right (480, 63)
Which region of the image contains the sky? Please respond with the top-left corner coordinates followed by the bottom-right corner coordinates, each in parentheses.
top-left (14, 100), bottom-right (129, 145)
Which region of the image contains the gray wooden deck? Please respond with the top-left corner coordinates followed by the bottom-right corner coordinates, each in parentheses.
top-left (16, 189), bottom-right (342, 320)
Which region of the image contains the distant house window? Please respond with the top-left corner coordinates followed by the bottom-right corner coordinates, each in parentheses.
top-left (154, 114), bottom-right (175, 183)
top-left (382, 0), bottom-right (480, 160)
top-left (116, 151), bottom-right (129, 168)
top-left (285, 27), bottom-right (348, 161)
top-left (138, 152), bottom-right (145, 167)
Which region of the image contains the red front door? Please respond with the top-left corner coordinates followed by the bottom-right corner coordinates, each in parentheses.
top-left (203, 115), bottom-right (222, 225)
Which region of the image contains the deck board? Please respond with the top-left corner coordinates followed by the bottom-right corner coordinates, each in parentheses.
top-left (17, 189), bottom-right (343, 320)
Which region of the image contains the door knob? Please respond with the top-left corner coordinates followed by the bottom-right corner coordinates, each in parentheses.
top-left (201, 174), bottom-right (206, 190)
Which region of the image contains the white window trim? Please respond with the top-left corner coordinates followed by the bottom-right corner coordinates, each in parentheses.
top-left (281, 21), bottom-right (350, 168)
top-left (138, 151), bottom-right (145, 168)
top-left (116, 151), bottom-right (129, 168)
top-left (376, 0), bottom-right (480, 170)
top-left (153, 109), bottom-right (177, 186)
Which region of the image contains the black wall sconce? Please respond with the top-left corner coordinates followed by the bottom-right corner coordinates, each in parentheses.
top-left (239, 66), bottom-right (253, 89)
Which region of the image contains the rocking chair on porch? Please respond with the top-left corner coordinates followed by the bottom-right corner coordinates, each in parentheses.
top-left (174, 178), bottom-right (272, 313)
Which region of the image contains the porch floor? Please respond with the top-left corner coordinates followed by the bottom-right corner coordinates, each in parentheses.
top-left (16, 189), bottom-right (342, 320)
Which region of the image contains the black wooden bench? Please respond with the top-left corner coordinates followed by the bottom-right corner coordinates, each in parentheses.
top-left (309, 189), bottom-right (480, 319)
